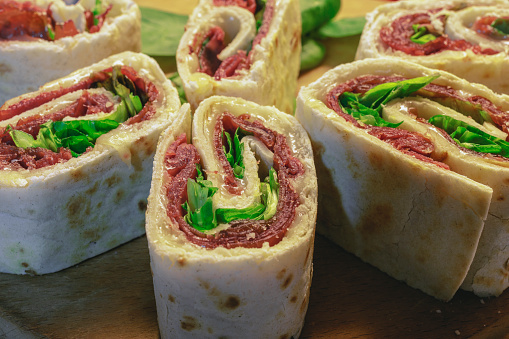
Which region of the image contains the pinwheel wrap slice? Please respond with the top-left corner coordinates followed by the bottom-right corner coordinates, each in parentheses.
top-left (356, 0), bottom-right (509, 95)
top-left (0, 51), bottom-right (189, 275)
top-left (0, 0), bottom-right (141, 105)
top-left (294, 57), bottom-right (509, 301)
top-left (176, 0), bottom-right (301, 114)
top-left (146, 96), bottom-right (317, 338)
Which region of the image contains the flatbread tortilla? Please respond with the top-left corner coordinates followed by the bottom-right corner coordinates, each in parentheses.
top-left (146, 96), bottom-right (317, 337)
top-left (356, 0), bottom-right (509, 95)
top-left (0, 51), bottom-right (189, 275)
top-left (295, 57), bottom-right (509, 301)
top-left (176, 0), bottom-right (301, 114)
top-left (0, 0), bottom-right (141, 105)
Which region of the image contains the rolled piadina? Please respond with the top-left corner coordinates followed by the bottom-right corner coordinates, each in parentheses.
top-left (0, 51), bottom-right (190, 275)
top-left (356, 0), bottom-right (509, 95)
top-left (0, 0), bottom-right (141, 105)
top-left (295, 57), bottom-right (509, 301)
top-left (176, 0), bottom-right (301, 114)
top-left (146, 96), bottom-right (317, 338)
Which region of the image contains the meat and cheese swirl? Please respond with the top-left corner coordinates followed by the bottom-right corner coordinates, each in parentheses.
top-left (356, 0), bottom-right (509, 95)
top-left (0, 51), bottom-right (190, 275)
top-left (296, 57), bottom-right (509, 301)
top-left (146, 96), bottom-right (317, 338)
top-left (0, 0), bottom-right (141, 105)
top-left (176, 0), bottom-right (301, 114)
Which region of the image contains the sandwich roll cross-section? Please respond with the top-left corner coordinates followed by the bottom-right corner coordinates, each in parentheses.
top-left (296, 57), bottom-right (509, 301)
top-left (356, 0), bottom-right (509, 95)
top-left (146, 96), bottom-right (317, 338)
top-left (176, 0), bottom-right (301, 114)
top-left (0, 51), bottom-right (190, 275)
top-left (0, 0), bottom-right (141, 104)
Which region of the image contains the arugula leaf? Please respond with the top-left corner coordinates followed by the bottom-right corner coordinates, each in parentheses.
top-left (492, 18), bottom-right (509, 36)
top-left (339, 75), bottom-right (439, 127)
top-left (223, 128), bottom-right (245, 179)
top-left (410, 24), bottom-right (438, 44)
top-left (317, 17), bottom-right (366, 39)
top-left (300, 0), bottom-right (341, 35)
top-left (300, 38), bottom-right (326, 71)
top-left (140, 7), bottom-right (188, 57)
top-left (216, 203), bottom-right (266, 223)
top-left (429, 115), bottom-right (509, 157)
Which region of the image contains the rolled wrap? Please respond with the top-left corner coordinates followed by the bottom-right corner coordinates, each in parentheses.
top-left (146, 96), bottom-right (317, 338)
top-left (0, 51), bottom-right (190, 275)
top-left (176, 0), bottom-right (301, 114)
top-left (0, 0), bottom-right (141, 105)
top-left (295, 57), bottom-right (509, 301)
top-left (356, 0), bottom-right (509, 95)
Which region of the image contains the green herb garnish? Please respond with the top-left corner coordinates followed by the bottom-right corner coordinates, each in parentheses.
top-left (410, 24), bottom-right (438, 44)
top-left (339, 75), bottom-right (439, 127)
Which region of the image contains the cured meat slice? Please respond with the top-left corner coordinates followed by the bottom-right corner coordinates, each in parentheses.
top-left (0, 0), bottom-right (141, 105)
top-left (146, 96), bottom-right (317, 338)
top-left (176, 0), bottom-right (301, 114)
top-left (295, 57), bottom-right (509, 301)
top-left (356, 0), bottom-right (509, 95)
top-left (0, 51), bottom-right (191, 275)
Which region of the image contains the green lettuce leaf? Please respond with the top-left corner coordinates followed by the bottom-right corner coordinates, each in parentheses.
top-left (410, 24), bottom-right (438, 44)
top-left (10, 119), bottom-right (119, 157)
top-left (300, 38), bottom-right (326, 71)
top-left (317, 16), bottom-right (366, 39)
top-left (223, 128), bottom-right (245, 179)
top-left (429, 114), bottom-right (509, 157)
top-left (300, 0), bottom-right (341, 35)
top-left (339, 75), bottom-right (439, 127)
top-left (182, 166), bottom-right (218, 231)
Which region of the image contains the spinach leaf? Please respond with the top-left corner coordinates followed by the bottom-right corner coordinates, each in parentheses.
top-left (300, 38), bottom-right (326, 71)
top-left (300, 0), bottom-right (341, 35)
top-left (429, 115), bottom-right (509, 157)
top-left (140, 7), bottom-right (188, 57)
top-left (317, 16), bottom-right (366, 39)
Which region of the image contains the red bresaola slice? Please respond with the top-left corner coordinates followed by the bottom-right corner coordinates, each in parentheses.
top-left (146, 96), bottom-right (317, 338)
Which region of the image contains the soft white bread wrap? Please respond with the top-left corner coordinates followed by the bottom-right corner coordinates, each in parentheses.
top-left (176, 0), bottom-right (301, 114)
top-left (0, 51), bottom-right (189, 275)
top-left (0, 0), bottom-right (141, 105)
top-left (146, 96), bottom-right (317, 338)
top-left (296, 57), bottom-right (509, 301)
top-left (356, 0), bottom-right (509, 95)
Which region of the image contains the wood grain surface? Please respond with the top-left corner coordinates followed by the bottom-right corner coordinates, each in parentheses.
top-left (1, 0), bottom-right (509, 338)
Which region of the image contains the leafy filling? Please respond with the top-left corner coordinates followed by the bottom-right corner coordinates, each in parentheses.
top-left (410, 24), bottom-right (438, 44)
top-left (339, 75), bottom-right (439, 127)
top-left (182, 165), bottom-right (279, 232)
top-left (223, 128), bottom-right (245, 179)
top-left (9, 66), bottom-right (145, 157)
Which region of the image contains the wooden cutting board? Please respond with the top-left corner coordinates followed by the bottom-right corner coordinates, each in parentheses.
top-left (1, 234), bottom-right (509, 338)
